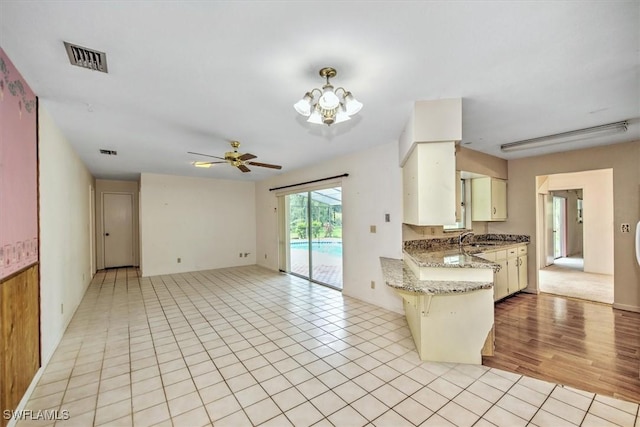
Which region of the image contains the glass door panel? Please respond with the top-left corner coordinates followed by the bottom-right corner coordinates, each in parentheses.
top-left (285, 187), bottom-right (343, 289)
top-left (288, 192), bottom-right (310, 279)
top-left (310, 189), bottom-right (342, 289)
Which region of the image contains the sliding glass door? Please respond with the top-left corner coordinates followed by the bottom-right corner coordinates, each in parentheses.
top-left (286, 187), bottom-right (342, 289)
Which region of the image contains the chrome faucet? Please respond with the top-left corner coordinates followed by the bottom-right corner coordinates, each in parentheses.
top-left (458, 231), bottom-right (474, 247)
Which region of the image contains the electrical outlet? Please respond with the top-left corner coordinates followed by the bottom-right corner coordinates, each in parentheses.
top-left (239, 253), bottom-right (243, 258)
top-left (621, 223), bottom-right (630, 233)
top-left (265, 254), bottom-right (267, 259)
top-left (244, 253), bottom-right (249, 257)
top-left (370, 225), bottom-right (376, 233)
top-left (177, 257), bottom-right (181, 263)
top-left (384, 213), bottom-right (390, 223)
top-left (370, 281), bottom-right (375, 289)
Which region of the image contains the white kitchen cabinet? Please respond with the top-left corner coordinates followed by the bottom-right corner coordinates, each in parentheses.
top-left (455, 170), bottom-right (462, 222)
top-left (506, 247), bottom-right (519, 296)
top-left (494, 250), bottom-right (509, 301)
top-left (476, 244), bottom-right (527, 301)
top-left (517, 246), bottom-right (528, 290)
top-left (403, 142), bottom-right (457, 226)
top-left (471, 177), bottom-right (507, 221)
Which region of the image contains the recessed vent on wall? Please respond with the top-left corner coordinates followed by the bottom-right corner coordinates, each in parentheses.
top-left (99, 149), bottom-right (117, 156)
top-left (64, 41), bottom-right (108, 73)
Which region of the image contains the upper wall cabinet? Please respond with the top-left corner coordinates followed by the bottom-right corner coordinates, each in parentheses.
top-left (471, 177), bottom-right (507, 221)
top-left (403, 142), bottom-right (457, 226)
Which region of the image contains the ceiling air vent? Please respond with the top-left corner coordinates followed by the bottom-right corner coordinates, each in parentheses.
top-left (64, 41), bottom-right (108, 73)
top-left (99, 149), bottom-right (117, 156)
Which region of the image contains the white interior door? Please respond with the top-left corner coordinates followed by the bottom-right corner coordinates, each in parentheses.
top-left (103, 193), bottom-right (134, 268)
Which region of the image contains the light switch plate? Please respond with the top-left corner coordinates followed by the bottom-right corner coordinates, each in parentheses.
top-left (370, 225), bottom-right (377, 233)
top-left (621, 223), bottom-right (630, 233)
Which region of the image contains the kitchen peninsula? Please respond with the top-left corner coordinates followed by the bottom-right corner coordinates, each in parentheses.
top-left (381, 234), bottom-right (529, 364)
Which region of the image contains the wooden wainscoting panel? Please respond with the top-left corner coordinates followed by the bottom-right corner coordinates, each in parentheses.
top-left (1, 264), bottom-right (40, 427)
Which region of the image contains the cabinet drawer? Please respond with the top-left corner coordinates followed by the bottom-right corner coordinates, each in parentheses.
top-left (518, 245), bottom-right (528, 255)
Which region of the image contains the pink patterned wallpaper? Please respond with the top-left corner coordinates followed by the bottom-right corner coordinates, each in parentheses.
top-left (0, 48), bottom-right (38, 280)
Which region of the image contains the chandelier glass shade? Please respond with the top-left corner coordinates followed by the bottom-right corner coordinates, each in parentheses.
top-left (294, 67), bottom-right (362, 126)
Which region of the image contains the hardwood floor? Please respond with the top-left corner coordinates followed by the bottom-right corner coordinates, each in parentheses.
top-left (483, 292), bottom-right (640, 403)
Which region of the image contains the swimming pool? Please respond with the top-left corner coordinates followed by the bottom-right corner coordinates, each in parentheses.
top-left (290, 241), bottom-right (343, 257)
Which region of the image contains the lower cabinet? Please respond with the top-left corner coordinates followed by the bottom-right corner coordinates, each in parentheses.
top-left (477, 244), bottom-right (528, 301)
top-left (518, 254), bottom-right (528, 291)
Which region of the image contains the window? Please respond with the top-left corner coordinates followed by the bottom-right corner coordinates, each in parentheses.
top-left (444, 178), bottom-right (467, 230)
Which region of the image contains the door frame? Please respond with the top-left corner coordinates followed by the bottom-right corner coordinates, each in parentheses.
top-left (278, 185), bottom-right (343, 290)
top-left (552, 195), bottom-right (567, 260)
top-left (102, 191), bottom-right (135, 268)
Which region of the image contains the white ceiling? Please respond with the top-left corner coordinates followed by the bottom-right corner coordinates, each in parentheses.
top-left (1, 1), bottom-right (638, 181)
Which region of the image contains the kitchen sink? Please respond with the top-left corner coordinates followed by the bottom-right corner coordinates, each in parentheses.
top-left (467, 243), bottom-right (497, 248)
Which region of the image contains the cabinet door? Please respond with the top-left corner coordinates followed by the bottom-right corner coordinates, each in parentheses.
top-left (403, 142), bottom-right (456, 225)
top-left (455, 170), bottom-right (462, 222)
top-left (491, 179), bottom-right (507, 220)
top-left (471, 177), bottom-right (507, 221)
top-left (494, 260), bottom-right (508, 301)
top-left (507, 257), bottom-right (518, 295)
top-left (518, 255), bottom-right (528, 290)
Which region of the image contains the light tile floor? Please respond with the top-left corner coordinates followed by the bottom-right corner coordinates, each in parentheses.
top-left (15, 266), bottom-right (640, 427)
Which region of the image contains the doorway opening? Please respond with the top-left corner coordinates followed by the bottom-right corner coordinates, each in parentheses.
top-left (536, 170), bottom-right (613, 304)
top-left (281, 187), bottom-right (343, 289)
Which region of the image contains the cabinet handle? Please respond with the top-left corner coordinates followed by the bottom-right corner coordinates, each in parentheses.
top-left (493, 207), bottom-right (496, 215)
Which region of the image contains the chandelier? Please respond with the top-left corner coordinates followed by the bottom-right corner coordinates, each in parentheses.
top-left (293, 67), bottom-right (363, 126)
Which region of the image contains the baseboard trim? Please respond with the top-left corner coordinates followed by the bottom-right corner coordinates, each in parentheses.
top-left (612, 303), bottom-right (640, 313)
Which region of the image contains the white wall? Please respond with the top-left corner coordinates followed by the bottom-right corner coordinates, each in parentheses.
top-left (546, 170), bottom-right (613, 275)
top-left (490, 140), bottom-right (640, 312)
top-left (39, 106), bottom-right (94, 363)
top-left (256, 141), bottom-right (404, 314)
top-left (139, 173), bottom-right (256, 277)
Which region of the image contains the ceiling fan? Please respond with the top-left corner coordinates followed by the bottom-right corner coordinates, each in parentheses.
top-left (188, 141), bottom-right (282, 173)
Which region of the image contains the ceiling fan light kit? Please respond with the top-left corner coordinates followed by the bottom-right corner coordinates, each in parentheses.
top-left (188, 141), bottom-right (282, 173)
top-left (500, 120), bottom-right (629, 152)
top-left (294, 67), bottom-right (363, 126)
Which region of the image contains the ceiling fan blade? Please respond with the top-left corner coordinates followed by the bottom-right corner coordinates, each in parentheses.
top-left (237, 164), bottom-right (251, 173)
top-left (199, 161), bottom-right (226, 165)
top-left (247, 161), bottom-right (282, 170)
top-left (238, 153), bottom-right (257, 161)
top-left (187, 151), bottom-right (226, 161)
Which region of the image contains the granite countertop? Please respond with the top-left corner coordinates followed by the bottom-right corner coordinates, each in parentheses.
top-left (403, 247), bottom-right (498, 271)
top-left (403, 237), bottom-right (529, 271)
top-left (380, 257), bottom-right (493, 295)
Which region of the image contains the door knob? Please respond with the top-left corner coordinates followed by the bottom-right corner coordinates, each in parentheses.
top-left (105, 233), bottom-right (110, 236)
